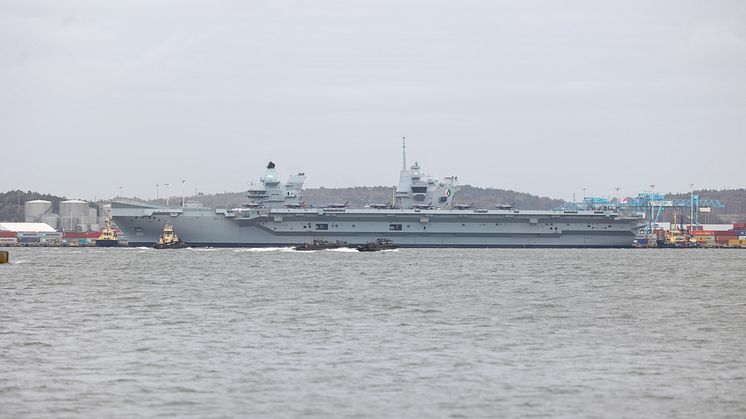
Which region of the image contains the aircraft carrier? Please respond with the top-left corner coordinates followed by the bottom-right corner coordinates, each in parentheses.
top-left (111, 145), bottom-right (642, 248)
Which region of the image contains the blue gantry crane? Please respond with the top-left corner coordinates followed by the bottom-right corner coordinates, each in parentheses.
top-left (617, 193), bottom-right (725, 233)
top-left (558, 193), bottom-right (725, 234)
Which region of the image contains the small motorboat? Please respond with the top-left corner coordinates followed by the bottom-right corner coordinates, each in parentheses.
top-left (294, 239), bottom-right (348, 251)
top-left (356, 238), bottom-right (398, 252)
top-left (153, 223), bottom-right (189, 249)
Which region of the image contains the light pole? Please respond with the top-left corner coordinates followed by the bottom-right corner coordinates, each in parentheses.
top-left (689, 183), bottom-right (694, 231)
top-left (156, 184), bottom-right (160, 201)
top-left (163, 183), bottom-right (172, 205)
top-left (119, 186), bottom-right (123, 198)
top-left (649, 184), bottom-right (656, 234)
top-left (181, 178), bottom-right (187, 207)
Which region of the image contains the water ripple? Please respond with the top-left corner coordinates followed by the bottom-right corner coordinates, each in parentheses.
top-left (1, 248), bottom-right (745, 418)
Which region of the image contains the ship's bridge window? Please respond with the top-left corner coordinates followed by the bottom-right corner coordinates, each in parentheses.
top-left (411, 186), bottom-right (428, 193)
top-left (389, 224), bottom-right (402, 231)
top-left (315, 223), bottom-right (328, 230)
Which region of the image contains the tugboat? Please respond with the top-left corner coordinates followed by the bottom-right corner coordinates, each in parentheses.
top-left (356, 238), bottom-right (398, 252)
top-left (95, 218), bottom-right (120, 247)
top-left (153, 223), bottom-right (189, 249)
top-left (294, 239), bottom-right (348, 251)
top-left (658, 214), bottom-right (699, 248)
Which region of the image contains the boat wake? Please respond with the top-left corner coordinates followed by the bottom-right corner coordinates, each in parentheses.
top-left (326, 248), bottom-right (359, 253)
top-left (233, 247), bottom-right (295, 253)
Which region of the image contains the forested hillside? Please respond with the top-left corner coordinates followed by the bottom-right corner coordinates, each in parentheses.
top-left (664, 188), bottom-right (746, 223)
top-left (2, 188), bottom-right (744, 224)
top-left (0, 190), bottom-right (67, 222)
top-left (188, 185), bottom-right (565, 210)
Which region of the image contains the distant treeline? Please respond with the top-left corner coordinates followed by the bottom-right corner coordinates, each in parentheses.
top-left (0, 190), bottom-right (67, 223)
top-left (2, 188), bottom-right (745, 224)
top-left (152, 186), bottom-right (746, 224)
top-left (190, 186), bottom-right (567, 211)
top-left (663, 188), bottom-right (746, 224)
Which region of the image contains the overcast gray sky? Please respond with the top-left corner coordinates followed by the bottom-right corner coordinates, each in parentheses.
top-left (2, 0), bottom-right (745, 202)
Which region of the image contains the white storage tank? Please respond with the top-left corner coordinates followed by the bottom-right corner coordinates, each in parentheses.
top-left (24, 200), bottom-right (53, 222)
top-left (40, 213), bottom-right (59, 230)
top-left (60, 200), bottom-right (90, 231)
top-left (87, 207), bottom-right (98, 227)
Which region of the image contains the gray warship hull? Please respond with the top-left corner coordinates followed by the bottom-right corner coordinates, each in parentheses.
top-left (111, 200), bottom-right (641, 248)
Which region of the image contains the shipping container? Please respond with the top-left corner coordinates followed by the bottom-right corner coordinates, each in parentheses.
top-left (733, 223), bottom-right (746, 229)
top-left (692, 230), bottom-right (716, 236)
top-left (63, 232), bottom-right (89, 239)
top-left (0, 231), bottom-right (17, 238)
top-left (715, 231), bottom-right (738, 237)
top-left (728, 239), bottom-right (746, 247)
top-left (736, 230), bottom-right (746, 236)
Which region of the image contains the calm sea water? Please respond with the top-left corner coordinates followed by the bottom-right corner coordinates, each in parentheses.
top-left (1, 247), bottom-right (745, 418)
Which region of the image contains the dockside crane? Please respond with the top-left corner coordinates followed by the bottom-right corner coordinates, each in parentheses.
top-left (617, 193), bottom-right (724, 233)
top-left (557, 193), bottom-right (725, 235)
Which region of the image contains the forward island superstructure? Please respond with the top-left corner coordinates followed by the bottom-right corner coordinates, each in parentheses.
top-left (111, 146), bottom-right (642, 248)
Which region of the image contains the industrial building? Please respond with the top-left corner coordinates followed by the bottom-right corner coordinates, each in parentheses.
top-left (60, 200), bottom-right (91, 231)
top-left (24, 199), bottom-right (59, 229)
top-left (0, 229), bottom-right (17, 246)
top-left (0, 222), bottom-right (63, 245)
top-left (22, 199), bottom-right (103, 232)
top-left (0, 222), bottom-right (109, 246)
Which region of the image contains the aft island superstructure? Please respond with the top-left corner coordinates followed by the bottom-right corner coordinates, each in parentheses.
top-left (111, 147), bottom-right (641, 248)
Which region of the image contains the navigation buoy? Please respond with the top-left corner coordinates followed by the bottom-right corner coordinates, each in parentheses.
top-left (0, 250), bottom-right (8, 264)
